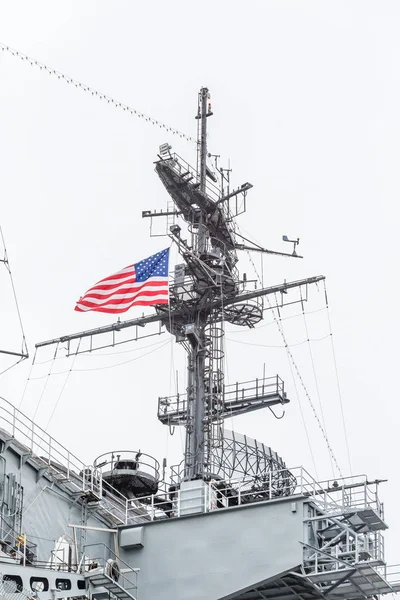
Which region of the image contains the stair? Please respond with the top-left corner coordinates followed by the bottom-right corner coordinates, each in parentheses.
top-left (86, 570), bottom-right (136, 600)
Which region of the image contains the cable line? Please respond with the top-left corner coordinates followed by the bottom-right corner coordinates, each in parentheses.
top-left (0, 42), bottom-right (196, 144)
top-left (301, 288), bottom-right (334, 477)
top-left (0, 225), bottom-right (29, 364)
top-left (242, 233), bottom-right (342, 478)
top-left (323, 280), bottom-right (353, 476)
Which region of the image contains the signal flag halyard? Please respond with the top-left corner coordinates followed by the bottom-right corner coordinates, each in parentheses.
top-left (75, 248), bottom-right (169, 314)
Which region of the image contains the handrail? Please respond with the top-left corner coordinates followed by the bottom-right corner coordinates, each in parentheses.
top-left (83, 542), bottom-right (136, 575)
top-left (128, 465), bottom-right (384, 523)
top-left (82, 542), bottom-right (138, 593)
top-left (0, 396), bottom-right (134, 524)
top-left (0, 396), bottom-right (384, 528)
top-left (94, 450), bottom-right (160, 482)
top-left (0, 395), bottom-right (84, 477)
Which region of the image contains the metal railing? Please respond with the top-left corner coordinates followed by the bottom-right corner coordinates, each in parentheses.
top-left (384, 563), bottom-right (400, 587)
top-left (158, 374), bottom-right (286, 423)
top-left (167, 152), bottom-right (221, 203)
top-left (81, 542), bottom-right (138, 595)
top-left (94, 451), bottom-right (160, 483)
top-left (0, 396), bottom-right (385, 529)
top-left (0, 397), bottom-right (142, 526)
top-left (300, 472), bottom-right (384, 516)
top-left (126, 467), bottom-right (384, 523)
top-left (0, 395), bottom-right (85, 482)
top-left (224, 375), bottom-right (285, 405)
top-left (304, 530), bottom-right (386, 573)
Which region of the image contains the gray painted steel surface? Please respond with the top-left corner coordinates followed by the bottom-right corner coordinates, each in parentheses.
top-left (119, 497), bottom-right (304, 600)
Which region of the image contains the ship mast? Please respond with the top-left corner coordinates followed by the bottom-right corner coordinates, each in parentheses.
top-left (36, 87), bottom-right (324, 484)
top-left (189, 87), bottom-right (212, 479)
top-left (152, 87), bottom-right (320, 482)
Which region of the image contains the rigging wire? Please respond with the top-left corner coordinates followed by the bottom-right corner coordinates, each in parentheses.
top-left (323, 280), bottom-right (353, 476)
top-left (226, 334), bottom-right (331, 348)
top-left (43, 339), bottom-right (81, 433)
top-left (28, 339), bottom-right (170, 378)
top-left (300, 288), bottom-right (334, 478)
top-left (226, 306), bottom-right (327, 334)
top-left (31, 343), bottom-right (59, 422)
top-left (268, 294), bottom-right (343, 477)
top-left (242, 235), bottom-right (343, 478)
top-left (234, 225), bottom-right (352, 477)
top-left (18, 347), bottom-right (37, 409)
top-left (0, 225), bottom-right (29, 362)
top-left (0, 356), bottom-right (26, 377)
top-left (285, 346), bottom-right (319, 479)
top-left (241, 246), bottom-right (318, 476)
top-left (33, 335), bottom-right (167, 365)
top-left (0, 42), bottom-right (196, 144)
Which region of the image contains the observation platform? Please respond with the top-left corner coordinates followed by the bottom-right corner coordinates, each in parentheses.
top-left (158, 375), bottom-right (289, 425)
top-left (94, 451), bottom-right (160, 498)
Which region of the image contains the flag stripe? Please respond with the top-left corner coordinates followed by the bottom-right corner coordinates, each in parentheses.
top-left (75, 249), bottom-right (169, 314)
top-left (75, 298), bottom-right (169, 314)
top-left (80, 289), bottom-right (168, 306)
top-left (75, 293), bottom-right (169, 311)
top-left (93, 265), bottom-right (135, 284)
top-left (90, 278), bottom-right (136, 290)
top-left (85, 279), bottom-right (166, 298)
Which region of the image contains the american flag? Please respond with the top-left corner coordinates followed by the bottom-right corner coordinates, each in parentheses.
top-left (75, 248), bottom-right (169, 314)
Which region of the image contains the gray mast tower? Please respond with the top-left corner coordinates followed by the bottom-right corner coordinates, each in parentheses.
top-left (37, 86), bottom-right (323, 487)
top-left (151, 87), bottom-right (322, 484)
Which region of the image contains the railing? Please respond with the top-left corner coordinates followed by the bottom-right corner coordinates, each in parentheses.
top-left (0, 396), bottom-right (385, 529)
top-left (385, 564), bottom-right (400, 587)
top-left (224, 375), bottom-right (285, 405)
top-left (127, 467), bottom-right (300, 521)
top-left (158, 374), bottom-right (286, 423)
top-left (301, 472), bottom-right (384, 516)
top-left (125, 466), bottom-right (385, 524)
top-left (0, 395), bottom-right (86, 482)
top-left (304, 529), bottom-right (386, 572)
top-left (81, 542), bottom-right (138, 595)
top-left (94, 451), bottom-right (160, 483)
top-left (166, 152), bottom-right (221, 203)
top-left (0, 396), bottom-right (142, 527)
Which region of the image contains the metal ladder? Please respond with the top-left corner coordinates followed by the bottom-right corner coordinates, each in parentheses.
top-left (86, 569), bottom-right (136, 600)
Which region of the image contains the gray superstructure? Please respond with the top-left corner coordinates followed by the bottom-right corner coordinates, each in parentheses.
top-left (1, 88), bottom-right (399, 600)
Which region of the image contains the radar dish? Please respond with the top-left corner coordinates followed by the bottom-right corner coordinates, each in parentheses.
top-left (206, 429), bottom-right (296, 501)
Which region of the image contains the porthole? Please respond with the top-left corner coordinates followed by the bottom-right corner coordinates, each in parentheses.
top-left (55, 579), bottom-right (71, 591)
top-left (30, 577), bottom-right (49, 592)
top-left (2, 575), bottom-right (23, 593)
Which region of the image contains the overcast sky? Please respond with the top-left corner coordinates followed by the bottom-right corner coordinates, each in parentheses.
top-left (1, 0), bottom-right (399, 566)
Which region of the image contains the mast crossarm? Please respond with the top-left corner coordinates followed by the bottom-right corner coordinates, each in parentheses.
top-left (215, 182), bottom-right (253, 205)
top-left (35, 275), bottom-right (324, 349)
top-left (235, 242), bottom-right (303, 259)
top-left (0, 349), bottom-right (29, 359)
top-left (35, 312), bottom-right (165, 349)
top-left (222, 275), bottom-right (325, 308)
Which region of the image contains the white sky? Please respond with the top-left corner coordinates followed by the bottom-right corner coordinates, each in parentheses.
top-left (1, 0), bottom-right (399, 565)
